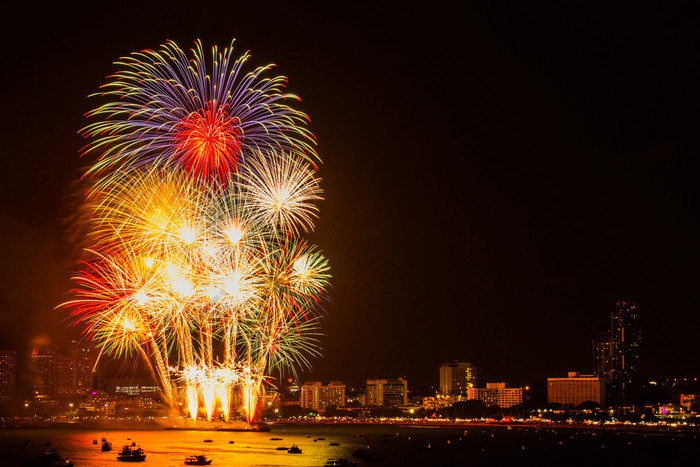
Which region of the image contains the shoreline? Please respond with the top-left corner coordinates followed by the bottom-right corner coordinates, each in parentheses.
top-left (2, 419), bottom-right (696, 435)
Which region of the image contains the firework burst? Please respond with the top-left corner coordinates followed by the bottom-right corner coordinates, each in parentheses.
top-left (82, 39), bottom-right (317, 187)
top-left (64, 40), bottom-right (330, 423)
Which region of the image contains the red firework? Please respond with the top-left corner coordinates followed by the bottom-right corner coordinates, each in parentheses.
top-left (174, 102), bottom-right (243, 179)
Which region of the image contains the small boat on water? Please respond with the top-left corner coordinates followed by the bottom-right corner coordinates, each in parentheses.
top-left (203, 439), bottom-right (213, 443)
top-left (352, 448), bottom-right (380, 462)
top-left (228, 441), bottom-right (234, 444)
top-left (184, 455), bottom-right (212, 465)
top-left (269, 437), bottom-right (283, 441)
top-left (329, 442), bottom-right (340, 446)
top-left (102, 441), bottom-right (113, 452)
top-left (93, 439), bottom-right (98, 444)
top-left (117, 445), bottom-right (146, 462)
top-left (288, 445), bottom-right (302, 454)
top-left (31, 448), bottom-right (75, 466)
top-left (316, 437), bottom-right (326, 441)
top-left (275, 446), bottom-right (288, 451)
top-left (325, 459), bottom-right (356, 467)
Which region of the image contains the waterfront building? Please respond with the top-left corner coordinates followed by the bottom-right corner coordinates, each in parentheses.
top-left (593, 300), bottom-right (641, 401)
top-left (467, 382), bottom-right (523, 408)
top-left (300, 381), bottom-right (346, 413)
top-left (54, 353), bottom-right (76, 397)
top-left (439, 362), bottom-right (477, 395)
top-left (31, 350), bottom-right (55, 400)
top-left (366, 378), bottom-right (408, 407)
top-left (610, 300), bottom-right (641, 399)
top-left (423, 394), bottom-right (465, 411)
top-left (547, 372), bottom-right (605, 407)
top-left (592, 331), bottom-right (611, 380)
top-left (0, 350), bottom-right (16, 400)
top-left (50, 347), bottom-right (96, 398)
top-left (106, 378), bottom-right (162, 395)
top-left (680, 394), bottom-right (697, 413)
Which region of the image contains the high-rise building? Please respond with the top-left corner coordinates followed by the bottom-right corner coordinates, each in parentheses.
top-left (54, 353), bottom-right (76, 398)
top-left (74, 348), bottom-right (94, 395)
top-left (366, 378), bottom-right (408, 407)
top-left (0, 350), bottom-right (16, 400)
top-left (300, 381), bottom-right (345, 413)
top-left (31, 351), bottom-right (55, 400)
top-left (610, 300), bottom-right (641, 400)
top-left (593, 300), bottom-right (641, 401)
top-left (467, 382), bottom-right (523, 408)
top-left (548, 372), bottom-right (605, 407)
top-left (439, 362), bottom-right (477, 395)
top-left (592, 331), bottom-right (611, 380)
top-left (53, 347), bottom-right (95, 398)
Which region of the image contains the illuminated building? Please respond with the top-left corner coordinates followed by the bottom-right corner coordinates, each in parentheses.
top-left (365, 378), bottom-right (408, 407)
top-left (300, 381), bottom-right (346, 413)
top-left (680, 393), bottom-right (697, 413)
top-left (54, 353), bottom-right (76, 397)
top-left (592, 331), bottom-right (611, 381)
top-left (74, 348), bottom-right (94, 395)
top-left (30, 351), bottom-right (55, 400)
top-left (423, 394), bottom-right (465, 411)
top-left (547, 372), bottom-right (605, 406)
top-left (439, 362), bottom-right (477, 395)
top-left (0, 350), bottom-right (16, 400)
top-left (106, 378), bottom-right (162, 395)
top-left (610, 300), bottom-right (641, 399)
top-left (54, 347), bottom-right (96, 398)
top-left (593, 300), bottom-right (641, 401)
top-left (467, 382), bottom-right (523, 408)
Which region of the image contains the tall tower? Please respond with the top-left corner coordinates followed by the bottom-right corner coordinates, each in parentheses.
top-left (30, 351), bottom-right (55, 400)
top-left (439, 362), bottom-right (477, 395)
top-left (609, 300), bottom-right (641, 401)
top-left (0, 350), bottom-right (16, 400)
top-left (592, 331), bottom-right (611, 380)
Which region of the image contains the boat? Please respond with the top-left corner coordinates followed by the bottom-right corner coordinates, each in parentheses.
top-left (184, 455), bottom-right (212, 465)
top-left (275, 447), bottom-right (288, 451)
top-left (102, 438), bottom-right (107, 442)
top-left (329, 442), bottom-right (340, 446)
top-left (325, 459), bottom-right (356, 467)
top-left (316, 437), bottom-right (326, 441)
top-left (102, 441), bottom-right (113, 452)
top-left (228, 441), bottom-right (234, 444)
top-left (203, 439), bottom-right (213, 443)
top-left (287, 445), bottom-right (302, 454)
top-left (117, 445), bottom-right (146, 462)
top-left (352, 448), bottom-right (381, 462)
top-left (93, 439), bottom-right (98, 444)
top-left (269, 437), bottom-right (283, 441)
top-left (30, 449), bottom-right (75, 466)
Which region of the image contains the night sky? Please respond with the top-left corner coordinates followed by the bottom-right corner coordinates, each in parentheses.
top-left (1, 3), bottom-right (698, 391)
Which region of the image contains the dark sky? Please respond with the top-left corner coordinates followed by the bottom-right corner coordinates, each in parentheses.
top-left (0, 3), bottom-right (698, 390)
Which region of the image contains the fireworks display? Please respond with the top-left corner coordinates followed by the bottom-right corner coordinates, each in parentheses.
top-left (62, 39), bottom-right (329, 423)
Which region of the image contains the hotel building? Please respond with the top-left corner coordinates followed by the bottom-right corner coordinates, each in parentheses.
top-left (439, 362), bottom-right (477, 395)
top-left (547, 372), bottom-right (605, 407)
top-left (366, 378), bottom-right (408, 407)
top-left (300, 381), bottom-right (346, 413)
top-left (467, 382), bottom-right (523, 408)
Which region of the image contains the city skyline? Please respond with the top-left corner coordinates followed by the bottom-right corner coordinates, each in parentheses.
top-left (0, 3), bottom-right (699, 391)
